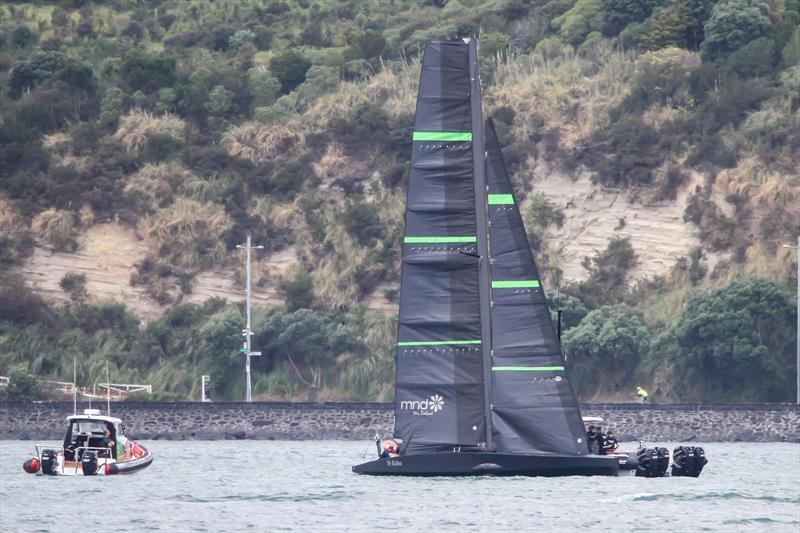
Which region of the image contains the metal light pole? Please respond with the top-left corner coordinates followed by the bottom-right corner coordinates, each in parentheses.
top-left (236, 235), bottom-right (263, 402)
top-left (201, 375), bottom-right (211, 402)
top-left (783, 237), bottom-right (800, 404)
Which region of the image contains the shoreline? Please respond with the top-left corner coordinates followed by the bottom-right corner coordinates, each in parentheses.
top-left (1, 401), bottom-right (797, 442)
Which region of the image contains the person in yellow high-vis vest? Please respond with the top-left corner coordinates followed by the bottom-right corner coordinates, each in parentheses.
top-left (636, 386), bottom-right (649, 403)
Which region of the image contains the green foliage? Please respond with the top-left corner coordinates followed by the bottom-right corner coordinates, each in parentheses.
top-left (281, 271), bottom-right (315, 312)
top-left (546, 290), bottom-right (589, 331)
top-left (8, 368), bottom-right (40, 400)
top-left (120, 52), bottom-right (176, 94)
top-left (631, 47), bottom-right (700, 104)
top-left (524, 192), bottom-right (565, 230)
top-left (341, 202), bottom-right (384, 246)
top-left (656, 278), bottom-right (796, 401)
top-left (600, 0), bottom-right (658, 36)
top-left (270, 49), bottom-right (311, 94)
top-left (577, 237), bottom-right (638, 308)
top-left (782, 28), bottom-right (800, 67)
top-left (563, 304), bottom-right (650, 397)
top-left (727, 37), bottom-right (776, 77)
top-left (249, 68), bottom-right (280, 108)
top-left (481, 32), bottom-right (511, 57)
top-left (258, 308), bottom-right (363, 390)
top-left (553, 0), bottom-right (604, 46)
top-left (641, 6), bottom-right (693, 49)
top-left (701, 0), bottom-right (772, 60)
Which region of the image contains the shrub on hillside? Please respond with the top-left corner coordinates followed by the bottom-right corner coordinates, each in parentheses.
top-left (631, 47), bottom-right (701, 105)
top-left (280, 271), bottom-right (315, 312)
top-left (114, 110), bottom-right (186, 156)
top-left (701, 0), bottom-right (772, 60)
top-left (655, 277), bottom-right (796, 401)
top-left (577, 236), bottom-right (638, 308)
top-left (270, 49), bottom-right (311, 94)
top-left (563, 304), bottom-right (650, 398)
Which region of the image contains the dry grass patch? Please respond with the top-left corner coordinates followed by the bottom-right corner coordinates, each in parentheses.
top-left (114, 110), bottom-right (186, 155)
top-left (489, 44), bottom-right (635, 151)
top-left (222, 122), bottom-right (304, 164)
top-left (139, 198), bottom-right (231, 270)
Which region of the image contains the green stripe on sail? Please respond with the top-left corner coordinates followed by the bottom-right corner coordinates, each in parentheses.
top-left (412, 131), bottom-right (472, 142)
top-left (398, 340), bottom-right (482, 346)
top-left (488, 194), bottom-right (514, 205)
top-left (492, 366), bottom-right (565, 372)
top-left (404, 236), bottom-right (477, 244)
top-left (491, 280), bottom-right (540, 288)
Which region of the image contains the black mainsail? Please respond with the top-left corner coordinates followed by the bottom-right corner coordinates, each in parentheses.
top-left (356, 39), bottom-right (616, 476)
top-left (395, 40), bottom-right (485, 453)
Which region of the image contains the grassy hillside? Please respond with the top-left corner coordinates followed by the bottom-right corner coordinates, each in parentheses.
top-left (0, 0), bottom-right (797, 402)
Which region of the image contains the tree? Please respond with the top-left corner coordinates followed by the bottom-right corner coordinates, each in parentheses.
top-left (674, 0), bottom-right (717, 49)
top-left (546, 290), bottom-right (589, 331)
top-left (632, 47), bottom-right (701, 103)
top-left (701, 0), bottom-right (772, 60)
top-left (727, 37), bottom-right (776, 77)
top-left (249, 68), bottom-right (280, 108)
top-left (11, 25), bottom-right (37, 48)
top-left (642, 6), bottom-right (693, 49)
top-left (120, 53), bottom-right (176, 93)
top-left (280, 271), bottom-right (315, 312)
top-left (553, 0), bottom-right (604, 46)
top-left (600, 0), bottom-right (657, 37)
top-left (563, 304), bottom-right (650, 396)
top-left (269, 49), bottom-right (311, 94)
top-left (206, 85), bottom-right (234, 116)
top-left (577, 237), bottom-right (638, 308)
top-left (260, 308), bottom-right (361, 389)
top-left (8, 368), bottom-right (40, 400)
top-left (7, 51), bottom-right (69, 99)
top-left (99, 87), bottom-right (125, 127)
top-left (658, 277), bottom-right (796, 401)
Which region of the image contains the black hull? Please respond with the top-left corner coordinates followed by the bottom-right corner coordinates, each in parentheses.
top-left (353, 452), bottom-right (619, 477)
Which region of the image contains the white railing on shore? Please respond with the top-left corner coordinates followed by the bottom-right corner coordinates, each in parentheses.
top-left (0, 376), bottom-right (8, 387)
top-left (97, 383), bottom-right (152, 395)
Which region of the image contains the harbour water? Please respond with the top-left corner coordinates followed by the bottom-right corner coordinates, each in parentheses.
top-left (1, 440), bottom-right (798, 532)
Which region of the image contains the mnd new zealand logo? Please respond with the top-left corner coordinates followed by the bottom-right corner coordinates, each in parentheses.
top-left (400, 394), bottom-right (445, 416)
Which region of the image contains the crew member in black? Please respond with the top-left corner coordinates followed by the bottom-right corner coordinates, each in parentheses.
top-left (101, 424), bottom-right (116, 459)
top-left (595, 426), bottom-right (606, 455)
top-left (586, 425), bottom-right (596, 453)
top-left (602, 430), bottom-right (619, 454)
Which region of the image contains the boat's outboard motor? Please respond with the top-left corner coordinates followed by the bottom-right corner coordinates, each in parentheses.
top-left (635, 447), bottom-right (669, 477)
top-left (40, 449), bottom-right (59, 476)
top-left (671, 446), bottom-right (707, 477)
top-left (81, 450), bottom-right (99, 476)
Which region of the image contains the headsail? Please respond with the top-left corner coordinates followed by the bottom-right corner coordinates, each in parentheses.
top-left (394, 40), bottom-right (486, 453)
top-left (485, 119), bottom-right (588, 455)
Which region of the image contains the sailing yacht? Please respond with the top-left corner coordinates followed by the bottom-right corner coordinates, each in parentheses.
top-left (353, 38), bottom-right (618, 476)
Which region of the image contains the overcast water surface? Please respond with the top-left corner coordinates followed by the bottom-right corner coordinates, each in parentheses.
top-left (1, 440), bottom-right (798, 532)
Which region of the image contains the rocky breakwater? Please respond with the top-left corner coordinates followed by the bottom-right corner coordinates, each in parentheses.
top-left (583, 403), bottom-right (800, 443)
top-left (1, 401), bottom-right (797, 442)
top-left (0, 401), bottom-right (393, 441)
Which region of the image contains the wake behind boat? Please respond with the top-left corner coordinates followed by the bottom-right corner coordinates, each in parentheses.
top-left (352, 38), bottom-right (706, 478)
top-left (22, 408), bottom-right (153, 476)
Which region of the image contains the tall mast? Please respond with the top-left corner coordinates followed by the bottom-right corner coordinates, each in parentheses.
top-left (468, 38), bottom-right (493, 451)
